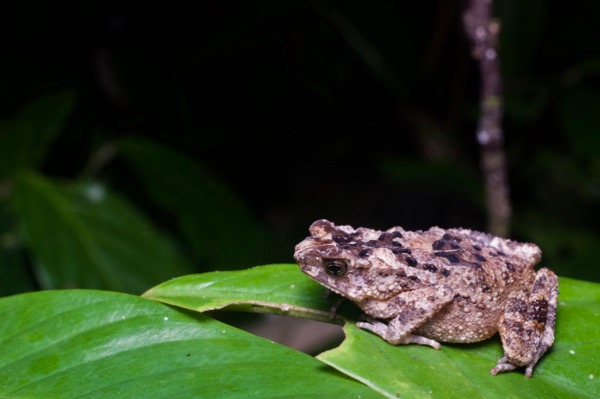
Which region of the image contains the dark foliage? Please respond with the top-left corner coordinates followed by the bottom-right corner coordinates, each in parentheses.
top-left (1, 0), bottom-right (599, 294)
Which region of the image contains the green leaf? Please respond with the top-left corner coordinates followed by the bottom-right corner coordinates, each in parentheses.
top-left (146, 265), bottom-right (600, 398)
top-left (143, 264), bottom-right (337, 322)
top-left (319, 324), bottom-right (495, 399)
top-left (0, 88), bottom-right (76, 177)
top-left (0, 290), bottom-right (379, 398)
top-left (322, 278), bottom-right (600, 398)
top-left (9, 171), bottom-right (192, 293)
top-left (116, 137), bottom-right (279, 270)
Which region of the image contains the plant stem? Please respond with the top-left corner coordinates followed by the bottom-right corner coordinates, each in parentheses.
top-left (463, 0), bottom-right (511, 236)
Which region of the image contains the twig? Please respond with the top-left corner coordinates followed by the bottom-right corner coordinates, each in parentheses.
top-left (463, 0), bottom-right (511, 236)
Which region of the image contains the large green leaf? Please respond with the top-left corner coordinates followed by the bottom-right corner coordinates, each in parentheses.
top-left (0, 289), bottom-right (378, 398)
top-left (317, 279), bottom-right (600, 398)
top-left (116, 137), bottom-right (278, 270)
top-left (0, 88), bottom-right (76, 177)
top-left (146, 265), bottom-right (600, 399)
top-left (9, 171), bottom-right (192, 293)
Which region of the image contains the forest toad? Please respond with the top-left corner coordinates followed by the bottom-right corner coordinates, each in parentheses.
top-left (294, 219), bottom-right (558, 377)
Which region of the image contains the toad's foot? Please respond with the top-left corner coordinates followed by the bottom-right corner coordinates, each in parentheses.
top-left (357, 320), bottom-right (441, 349)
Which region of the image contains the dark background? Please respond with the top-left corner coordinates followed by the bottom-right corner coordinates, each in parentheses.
top-left (1, 0), bottom-right (599, 290)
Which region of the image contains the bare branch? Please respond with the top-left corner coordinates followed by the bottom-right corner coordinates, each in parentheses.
top-left (463, 0), bottom-right (511, 236)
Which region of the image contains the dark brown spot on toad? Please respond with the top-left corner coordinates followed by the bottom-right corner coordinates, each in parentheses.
top-left (452, 294), bottom-right (469, 302)
top-left (432, 239), bottom-right (446, 250)
top-left (423, 263), bottom-right (438, 273)
top-left (434, 251), bottom-right (461, 264)
top-left (433, 234), bottom-right (463, 251)
top-left (503, 320), bottom-right (524, 336)
top-left (358, 249), bottom-right (370, 258)
top-left (440, 268), bottom-right (451, 277)
top-left (332, 234), bottom-right (351, 244)
top-left (505, 262), bottom-right (515, 272)
top-left (391, 248), bottom-right (411, 255)
top-left (472, 244), bottom-right (482, 251)
top-left (474, 253), bottom-right (487, 262)
top-left (508, 299), bottom-right (528, 315)
top-left (443, 233), bottom-right (462, 242)
top-left (390, 231), bottom-right (403, 239)
top-left (528, 299), bottom-right (548, 325)
top-left (405, 256), bottom-right (418, 267)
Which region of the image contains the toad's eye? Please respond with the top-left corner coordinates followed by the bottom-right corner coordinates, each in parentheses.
top-left (323, 259), bottom-right (348, 277)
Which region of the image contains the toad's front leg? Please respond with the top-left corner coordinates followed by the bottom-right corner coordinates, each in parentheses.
top-left (356, 285), bottom-right (454, 349)
top-left (492, 268), bottom-right (558, 377)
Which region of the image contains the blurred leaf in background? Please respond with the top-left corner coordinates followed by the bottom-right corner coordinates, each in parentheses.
top-left (0, 87), bottom-right (281, 295)
top-left (10, 171), bottom-right (192, 293)
top-left (116, 137), bottom-right (280, 270)
top-left (0, 88), bottom-right (77, 178)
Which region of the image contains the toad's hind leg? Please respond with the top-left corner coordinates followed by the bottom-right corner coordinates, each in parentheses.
top-left (491, 268), bottom-right (558, 377)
